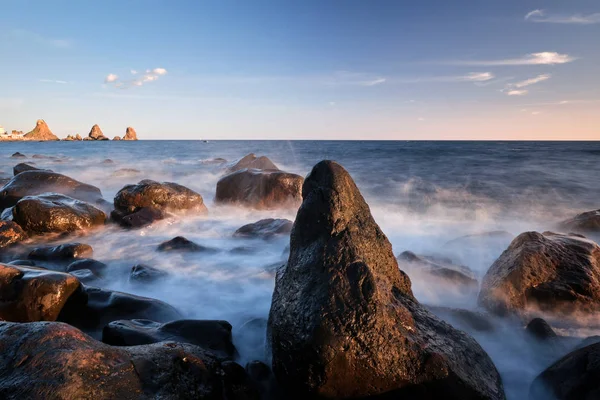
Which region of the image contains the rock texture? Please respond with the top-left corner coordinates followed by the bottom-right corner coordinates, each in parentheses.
top-left (0, 321), bottom-right (259, 399)
top-left (114, 207), bottom-right (166, 229)
top-left (216, 169), bottom-right (303, 209)
top-left (234, 218), bottom-right (293, 239)
top-left (478, 231), bottom-right (600, 316)
top-left (226, 153), bottom-right (278, 173)
top-left (88, 124), bottom-right (108, 140)
top-left (23, 119), bottom-right (59, 141)
top-left (0, 264), bottom-right (81, 322)
top-left (29, 243), bottom-right (93, 261)
top-left (0, 170), bottom-right (104, 210)
top-left (268, 160), bottom-right (505, 399)
top-left (529, 342), bottom-right (600, 400)
top-left (2, 194), bottom-right (106, 235)
top-left (560, 209), bottom-right (600, 234)
top-left (123, 126), bottom-right (138, 140)
top-left (13, 163), bottom-right (45, 176)
top-left (0, 221), bottom-right (27, 248)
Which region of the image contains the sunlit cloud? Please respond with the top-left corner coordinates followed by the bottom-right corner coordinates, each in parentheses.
top-left (39, 79), bottom-right (69, 84)
top-left (525, 9), bottom-right (600, 24)
top-left (444, 52), bottom-right (576, 66)
top-left (502, 74), bottom-right (551, 96)
top-left (104, 74), bottom-right (119, 83)
top-left (507, 90), bottom-right (528, 96)
top-left (104, 68), bottom-right (168, 88)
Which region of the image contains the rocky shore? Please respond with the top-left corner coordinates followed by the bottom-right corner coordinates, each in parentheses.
top-left (0, 120), bottom-right (139, 141)
top-left (1, 152), bottom-right (600, 399)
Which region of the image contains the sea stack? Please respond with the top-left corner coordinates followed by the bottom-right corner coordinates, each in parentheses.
top-left (88, 124), bottom-right (108, 141)
top-left (24, 120), bottom-right (59, 141)
top-left (123, 127), bottom-right (138, 141)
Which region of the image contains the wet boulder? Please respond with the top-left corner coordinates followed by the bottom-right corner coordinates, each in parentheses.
top-left (478, 231), bottom-right (600, 316)
top-left (13, 163), bottom-right (48, 176)
top-left (397, 250), bottom-right (478, 289)
top-left (560, 209), bottom-right (600, 234)
top-left (157, 236), bottom-right (216, 253)
top-left (2, 193), bottom-right (106, 234)
top-left (0, 221), bottom-right (27, 248)
top-left (226, 153), bottom-right (279, 173)
top-left (103, 319), bottom-right (237, 360)
top-left (0, 170), bottom-right (104, 210)
top-left (29, 243), bottom-right (93, 260)
top-left (129, 264), bottom-right (168, 283)
top-left (58, 285), bottom-right (181, 339)
top-left (0, 263), bottom-right (81, 322)
top-left (66, 258), bottom-right (107, 276)
top-left (234, 218), bottom-right (293, 239)
top-left (216, 169), bottom-right (303, 209)
top-left (529, 342), bottom-right (600, 400)
top-left (268, 160), bottom-right (505, 399)
top-left (112, 206), bottom-right (166, 228)
top-left (0, 321), bottom-right (259, 399)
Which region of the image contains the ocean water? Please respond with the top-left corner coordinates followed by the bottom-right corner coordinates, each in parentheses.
top-left (1, 140), bottom-right (600, 399)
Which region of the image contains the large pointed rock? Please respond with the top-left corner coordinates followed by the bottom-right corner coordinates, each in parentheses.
top-left (88, 124), bottom-right (107, 140)
top-left (268, 160), bottom-right (505, 399)
top-left (23, 119), bottom-right (59, 141)
top-left (123, 126), bottom-right (138, 140)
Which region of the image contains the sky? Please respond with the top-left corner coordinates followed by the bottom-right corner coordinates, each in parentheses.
top-left (0, 0), bottom-right (599, 140)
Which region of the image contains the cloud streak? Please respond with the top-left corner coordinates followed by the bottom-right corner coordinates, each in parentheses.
top-left (5, 29), bottom-right (71, 48)
top-left (525, 10), bottom-right (600, 24)
top-left (502, 74), bottom-right (551, 96)
top-left (39, 79), bottom-right (69, 84)
top-left (444, 52), bottom-right (576, 66)
top-left (104, 68), bottom-right (168, 88)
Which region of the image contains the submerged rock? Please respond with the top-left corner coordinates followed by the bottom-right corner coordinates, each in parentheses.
top-left (216, 169), bottom-right (303, 209)
top-left (560, 209), bottom-right (600, 234)
top-left (0, 221), bottom-right (27, 248)
top-left (103, 319), bottom-right (237, 360)
top-left (397, 250), bottom-right (478, 289)
top-left (526, 318), bottom-right (557, 341)
top-left (11, 152), bottom-right (26, 158)
top-left (3, 193), bottom-right (106, 234)
top-left (66, 259), bottom-right (107, 276)
top-left (0, 321), bottom-right (259, 399)
top-left (226, 153), bottom-right (279, 173)
top-left (268, 160), bottom-right (505, 399)
top-left (157, 236), bottom-right (215, 253)
top-left (0, 263), bottom-right (81, 322)
top-left (0, 170), bottom-right (104, 210)
top-left (234, 218), bottom-right (293, 239)
top-left (129, 264), bottom-right (168, 283)
top-left (478, 231), bottom-right (600, 316)
top-left (29, 243), bottom-right (93, 261)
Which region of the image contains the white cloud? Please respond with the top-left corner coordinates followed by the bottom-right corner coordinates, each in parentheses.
top-left (152, 68), bottom-right (168, 76)
top-left (525, 10), bottom-right (600, 24)
top-left (507, 90), bottom-right (528, 96)
top-left (104, 68), bottom-right (168, 88)
top-left (329, 71), bottom-right (387, 86)
top-left (131, 70), bottom-right (138, 75)
top-left (39, 79), bottom-right (68, 84)
top-left (105, 74), bottom-right (119, 83)
top-left (362, 77), bottom-right (386, 86)
top-left (446, 52), bottom-right (576, 66)
top-left (462, 72), bottom-right (495, 82)
top-left (511, 74), bottom-right (551, 88)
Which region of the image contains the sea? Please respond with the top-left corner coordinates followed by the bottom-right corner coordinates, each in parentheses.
top-left (1, 140), bottom-right (600, 399)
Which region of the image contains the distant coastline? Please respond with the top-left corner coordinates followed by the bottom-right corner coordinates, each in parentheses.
top-left (0, 120), bottom-right (138, 142)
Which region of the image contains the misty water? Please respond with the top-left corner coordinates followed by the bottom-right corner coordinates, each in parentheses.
top-left (2, 140), bottom-right (600, 399)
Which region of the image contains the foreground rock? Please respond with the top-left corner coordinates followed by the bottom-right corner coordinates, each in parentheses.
top-left (23, 119), bottom-right (59, 141)
top-left (129, 264), bottom-right (168, 283)
top-left (226, 153), bottom-right (279, 173)
top-left (529, 342), bottom-right (600, 400)
top-left (0, 321), bottom-right (259, 399)
top-left (29, 243), bottom-right (93, 260)
top-left (157, 236), bottom-right (215, 253)
top-left (234, 218), bottom-right (293, 239)
top-left (478, 231), bottom-right (600, 316)
top-left (0, 221), bottom-right (27, 248)
top-left (2, 193), bottom-right (106, 234)
top-left (123, 126), bottom-right (138, 140)
top-left (13, 163), bottom-right (47, 176)
top-left (268, 160), bottom-right (505, 399)
top-left (115, 206), bottom-right (166, 228)
top-left (103, 319), bottom-right (237, 360)
top-left (58, 286), bottom-right (181, 339)
top-left (397, 250), bottom-right (478, 289)
top-left (0, 170), bottom-right (104, 210)
top-left (113, 180), bottom-right (207, 227)
top-left (0, 264), bottom-right (81, 321)
top-left (560, 209), bottom-right (600, 234)
top-left (216, 169), bottom-right (303, 209)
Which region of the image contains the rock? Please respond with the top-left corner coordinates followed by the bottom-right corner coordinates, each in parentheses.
top-left (102, 319), bottom-right (237, 359)
top-left (75, 133), bottom-right (82, 141)
top-left (112, 206), bottom-right (166, 228)
top-left (577, 336), bottom-right (600, 350)
top-left (234, 218), bottom-right (293, 239)
top-left (226, 153), bottom-right (279, 173)
top-left (529, 342), bottom-right (600, 400)
top-left (23, 119), bottom-right (59, 141)
top-left (268, 160), bottom-right (505, 399)
top-left (560, 209), bottom-right (600, 234)
top-left (68, 268), bottom-right (101, 285)
top-left (0, 221), bottom-right (27, 248)
top-left (0, 263), bottom-right (81, 321)
top-left (0, 170), bottom-right (104, 210)
top-left (216, 169), bottom-right (303, 209)
top-left (201, 157), bottom-right (227, 165)
top-left (427, 306), bottom-right (496, 333)
top-left (110, 168), bottom-right (141, 178)
top-left (0, 321), bottom-right (258, 399)
top-left (123, 126), bottom-right (138, 140)
top-left (129, 264), bottom-right (168, 283)
top-left (113, 136), bottom-right (121, 141)
top-left (526, 318), bottom-right (557, 341)
top-left (114, 180), bottom-right (207, 219)
top-left (66, 259), bottom-right (107, 276)
top-left (478, 231), bottom-right (600, 316)
top-left (397, 250), bottom-right (478, 289)
top-left (29, 243), bottom-right (93, 260)
top-left (3, 193), bottom-right (106, 234)
top-left (58, 286), bottom-right (182, 339)
top-left (88, 124), bottom-right (107, 140)
top-left (246, 360), bottom-right (271, 382)
top-left (63, 134), bottom-right (75, 141)
top-left (13, 163), bottom-right (48, 176)
top-left (102, 158), bottom-right (114, 164)
top-left (157, 236), bottom-right (215, 253)
top-left (11, 152), bottom-right (26, 158)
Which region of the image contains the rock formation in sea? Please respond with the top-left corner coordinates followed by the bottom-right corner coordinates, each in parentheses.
top-left (88, 124), bottom-right (109, 141)
top-left (113, 135), bottom-right (121, 141)
top-left (123, 126), bottom-right (138, 140)
top-left (23, 120), bottom-right (59, 141)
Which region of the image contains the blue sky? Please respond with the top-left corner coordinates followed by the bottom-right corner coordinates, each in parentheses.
top-left (1, 0), bottom-right (599, 139)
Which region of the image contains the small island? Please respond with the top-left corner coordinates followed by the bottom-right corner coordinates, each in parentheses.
top-left (0, 120), bottom-right (139, 141)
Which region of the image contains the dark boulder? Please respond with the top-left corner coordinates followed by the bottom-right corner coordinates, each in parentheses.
top-left (234, 218), bottom-right (293, 239)
top-left (68, 268), bottom-right (101, 285)
top-left (66, 258), bottom-right (107, 276)
top-left (526, 318), bottom-right (557, 341)
top-left (129, 264), bottom-right (168, 283)
top-left (397, 250), bottom-right (478, 289)
top-left (0, 221), bottom-right (27, 248)
top-left (0, 263), bottom-right (81, 322)
top-left (114, 180), bottom-right (207, 220)
top-left (103, 319), bottom-right (237, 360)
top-left (157, 236), bottom-right (216, 253)
top-left (58, 285), bottom-right (181, 339)
top-left (216, 169), bottom-right (303, 209)
top-left (3, 193), bottom-right (106, 234)
top-left (529, 342), bottom-right (600, 400)
top-left (0, 321), bottom-right (259, 399)
top-left (11, 152), bottom-right (26, 158)
top-left (29, 243), bottom-right (93, 260)
top-left (226, 153), bottom-right (279, 173)
top-left (0, 170), bottom-right (104, 210)
top-left (478, 231), bottom-right (600, 316)
top-left (13, 163), bottom-right (49, 176)
top-left (268, 160), bottom-right (505, 399)
top-left (560, 209), bottom-right (600, 234)
top-left (112, 206), bottom-right (166, 228)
